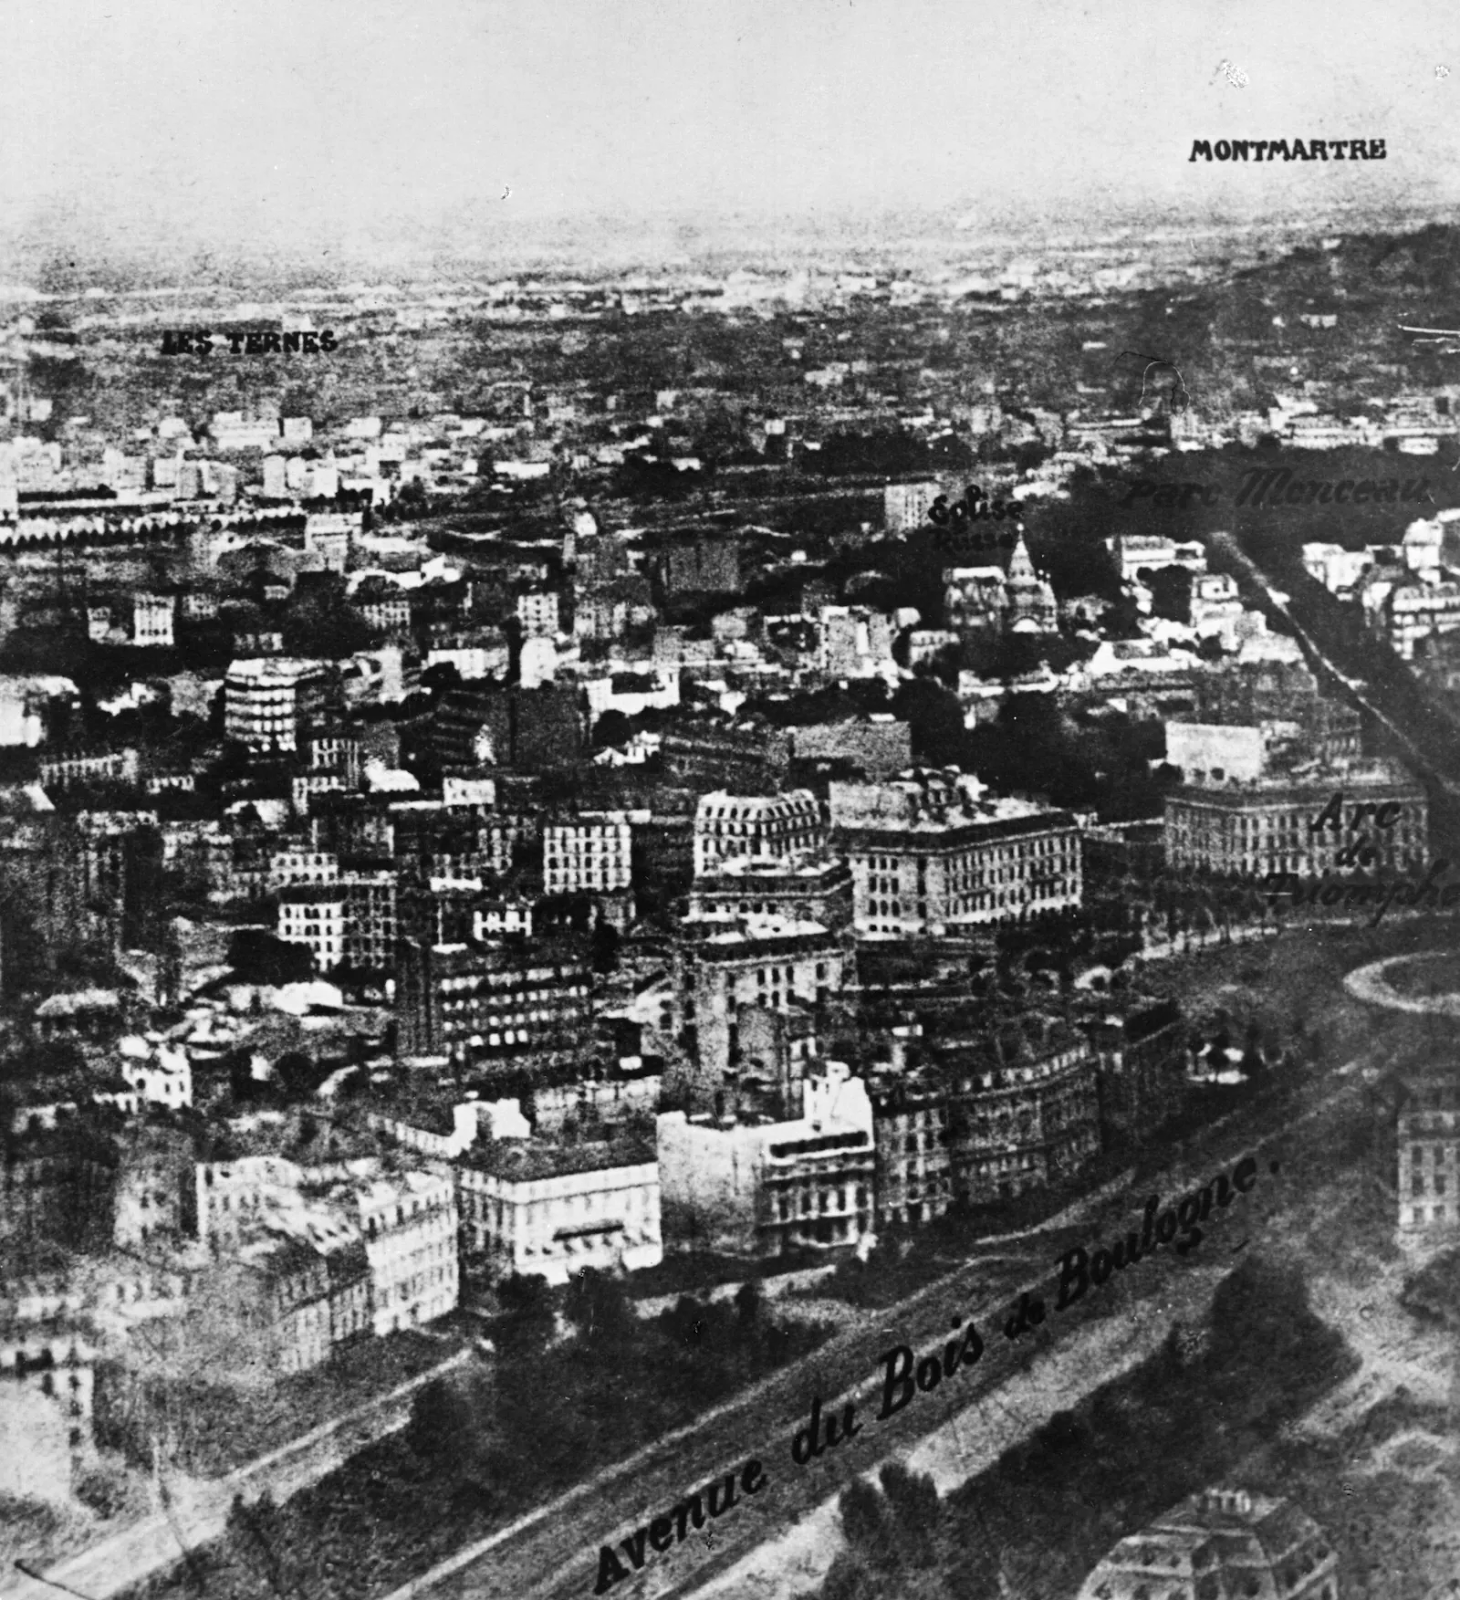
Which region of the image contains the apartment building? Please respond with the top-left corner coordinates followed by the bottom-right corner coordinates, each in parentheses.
top-left (1164, 760), bottom-right (1427, 878)
top-left (1085, 997), bottom-right (1187, 1147)
top-left (544, 812), bottom-right (634, 896)
top-left (516, 588), bottom-right (561, 639)
top-left (276, 872), bottom-right (396, 974)
top-left (457, 1137), bottom-right (661, 1285)
top-left (658, 1063), bottom-right (874, 1256)
top-left (1398, 1074), bottom-right (1460, 1240)
top-left (395, 937), bottom-right (594, 1071)
top-left (355, 1169), bottom-right (458, 1336)
top-left (224, 658), bottom-right (337, 751)
top-left (830, 772), bottom-right (1082, 936)
top-left (692, 789), bottom-right (825, 877)
top-left (884, 480), bottom-right (941, 533)
top-left (688, 852), bottom-right (855, 934)
top-left (672, 913), bottom-right (847, 1097)
top-left (927, 1014), bottom-right (1103, 1206)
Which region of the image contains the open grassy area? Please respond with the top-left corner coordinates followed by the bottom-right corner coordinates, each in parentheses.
top-left (1379, 948), bottom-right (1460, 1001)
top-left (94, 1327), bottom-right (459, 1480)
top-left (121, 1284), bottom-right (832, 1600)
top-left (817, 1254), bottom-right (1357, 1600)
top-left (1147, 912), bottom-right (1460, 1062)
top-left (1237, 1391), bottom-right (1460, 1600)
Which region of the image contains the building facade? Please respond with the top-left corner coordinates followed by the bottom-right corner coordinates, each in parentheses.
top-left (1086, 997), bottom-right (1187, 1147)
top-left (1111, 535), bottom-right (1207, 585)
top-left (544, 813), bottom-right (634, 896)
top-left (355, 1169), bottom-right (459, 1336)
top-left (132, 593), bottom-right (175, 648)
top-left (688, 853), bottom-right (855, 934)
top-left (342, 871), bottom-right (398, 973)
top-left (224, 658), bottom-right (336, 752)
top-left (661, 721), bottom-right (793, 792)
top-left (395, 938), bottom-right (594, 1071)
top-left (869, 1078), bottom-right (952, 1229)
top-left (658, 1064), bottom-right (875, 1256)
top-left (1398, 1074), bottom-right (1460, 1240)
top-left (830, 773), bottom-right (1082, 936)
top-left (931, 1015), bottom-right (1103, 1206)
top-left (1374, 579), bottom-right (1460, 660)
top-left (1164, 762), bottom-right (1428, 879)
top-left (692, 790), bottom-right (825, 877)
top-left (278, 884), bottom-right (346, 971)
top-left (516, 589), bottom-right (560, 639)
top-left (457, 1138), bottom-right (661, 1285)
top-left (673, 913), bottom-right (847, 1096)
top-left (884, 480), bottom-right (940, 533)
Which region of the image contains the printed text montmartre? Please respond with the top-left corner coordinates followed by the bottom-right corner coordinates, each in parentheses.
top-left (1189, 138), bottom-right (1385, 162)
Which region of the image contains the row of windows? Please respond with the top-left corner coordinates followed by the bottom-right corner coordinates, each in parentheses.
top-left (888, 1174), bottom-right (954, 1199)
top-left (774, 1184), bottom-right (870, 1220)
top-left (699, 802), bottom-right (819, 822)
top-left (1173, 809), bottom-right (1422, 838)
top-left (463, 1188), bottom-right (654, 1222)
top-left (438, 974), bottom-right (587, 996)
top-left (701, 896), bottom-right (841, 919)
top-left (861, 837), bottom-right (1074, 870)
top-left (508, 1225), bottom-right (658, 1259)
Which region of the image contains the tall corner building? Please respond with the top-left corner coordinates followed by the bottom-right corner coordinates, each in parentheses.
top-left (224, 658), bottom-right (337, 752)
top-left (692, 790), bottom-right (825, 878)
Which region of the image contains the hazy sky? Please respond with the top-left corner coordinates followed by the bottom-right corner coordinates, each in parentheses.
top-left (1, 0), bottom-right (1456, 269)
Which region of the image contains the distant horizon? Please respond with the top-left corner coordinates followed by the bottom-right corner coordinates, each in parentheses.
top-left (2, 195), bottom-right (1457, 296)
top-left (2, 0), bottom-right (1454, 286)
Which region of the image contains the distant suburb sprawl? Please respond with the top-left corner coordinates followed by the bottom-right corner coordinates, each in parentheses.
top-left (1189, 139), bottom-right (1386, 162)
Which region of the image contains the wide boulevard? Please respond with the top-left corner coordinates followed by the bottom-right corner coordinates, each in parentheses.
top-left (385, 1047), bottom-right (1374, 1600)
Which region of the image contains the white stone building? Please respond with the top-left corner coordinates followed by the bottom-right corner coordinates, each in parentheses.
top-left (458, 1137), bottom-right (662, 1285)
top-left (829, 771), bottom-right (1082, 936)
top-left (658, 1063), bottom-right (874, 1256)
top-left (544, 812), bottom-right (634, 896)
top-left (693, 790), bottom-right (825, 878)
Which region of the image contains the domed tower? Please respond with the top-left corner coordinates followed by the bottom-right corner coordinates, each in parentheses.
top-left (1002, 533), bottom-right (1058, 634)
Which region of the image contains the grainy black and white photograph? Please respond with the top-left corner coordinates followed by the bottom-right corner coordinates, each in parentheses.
top-left (2, 2), bottom-right (1459, 1597)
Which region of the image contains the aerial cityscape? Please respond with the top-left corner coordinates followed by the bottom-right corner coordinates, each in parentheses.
top-left (3, 5), bottom-right (1460, 1600)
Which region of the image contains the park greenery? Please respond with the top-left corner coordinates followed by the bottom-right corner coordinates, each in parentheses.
top-left (810, 1253), bottom-right (1354, 1600)
top-left (121, 1271), bottom-right (831, 1600)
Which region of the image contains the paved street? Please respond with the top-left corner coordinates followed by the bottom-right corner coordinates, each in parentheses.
top-left (384, 1065), bottom-right (1369, 1600)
